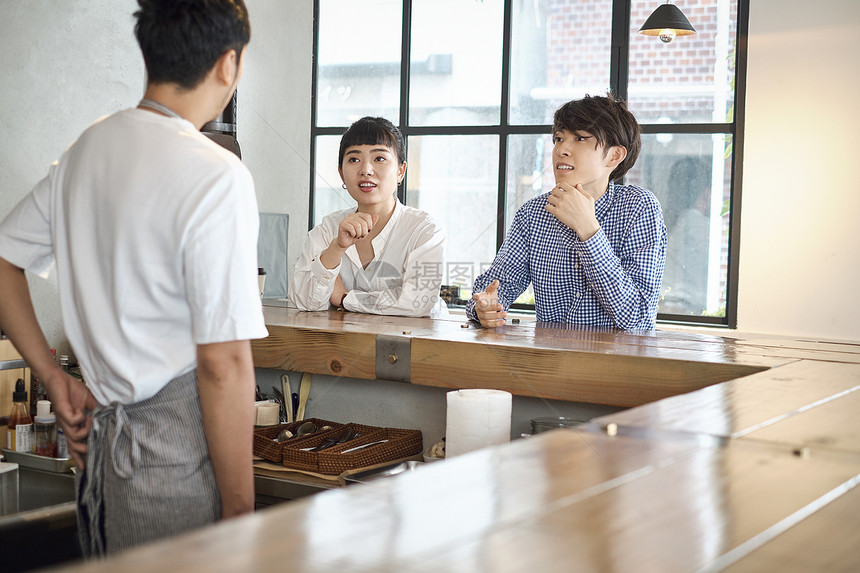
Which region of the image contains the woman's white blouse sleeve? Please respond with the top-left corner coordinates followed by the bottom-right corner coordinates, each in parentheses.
top-left (287, 222), bottom-right (341, 311)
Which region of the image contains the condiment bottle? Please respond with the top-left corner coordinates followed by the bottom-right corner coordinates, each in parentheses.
top-left (32, 400), bottom-right (58, 457)
top-left (59, 353), bottom-right (84, 382)
top-left (258, 267), bottom-right (267, 297)
top-left (6, 379), bottom-right (33, 452)
top-left (57, 427), bottom-right (68, 458)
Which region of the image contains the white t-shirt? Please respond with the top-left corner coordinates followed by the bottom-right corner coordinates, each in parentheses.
top-left (0, 108), bottom-right (268, 404)
top-left (288, 201), bottom-right (448, 318)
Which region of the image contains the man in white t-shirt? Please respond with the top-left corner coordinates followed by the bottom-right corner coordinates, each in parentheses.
top-left (0, 0), bottom-right (267, 555)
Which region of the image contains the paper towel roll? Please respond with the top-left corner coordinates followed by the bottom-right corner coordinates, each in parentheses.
top-left (445, 389), bottom-right (512, 457)
top-left (255, 402), bottom-right (279, 426)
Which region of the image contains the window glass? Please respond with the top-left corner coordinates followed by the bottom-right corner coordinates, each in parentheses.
top-left (505, 134), bottom-right (555, 231)
top-left (313, 135), bottom-right (353, 227)
top-left (311, 0), bottom-right (745, 325)
top-left (408, 0), bottom-right (504, 126)
top-left (316, 0), bottom-right (403, 127)
top-left (405, 135), bottom-right (500, 297)
top-left (625, 133), bottom-right (733, 317)
top-left (510, 0), bottom-right (613, 125)
top-left (628, 0), bottom-right (738, 124)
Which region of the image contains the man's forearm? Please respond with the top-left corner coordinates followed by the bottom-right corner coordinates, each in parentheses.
top-left (0, 257), bottom-right (58, 380)
top-left (0, 257), bottom-right (97, 466)
top-left (196, 340), bottom-right (256, 519)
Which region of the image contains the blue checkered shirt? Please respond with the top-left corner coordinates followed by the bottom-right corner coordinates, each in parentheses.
top-left (466, 182), bottom-right (667, 330)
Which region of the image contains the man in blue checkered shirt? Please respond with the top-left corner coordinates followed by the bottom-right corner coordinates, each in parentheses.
top-left (466, 95), bottom-right (667, 330)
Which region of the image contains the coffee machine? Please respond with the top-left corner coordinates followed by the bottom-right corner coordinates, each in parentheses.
top-left (201, 91), bottom-right (241, 159)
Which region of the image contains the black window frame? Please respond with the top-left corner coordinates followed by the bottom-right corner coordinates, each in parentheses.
top-left (309, 0), bottom-right (749, 328)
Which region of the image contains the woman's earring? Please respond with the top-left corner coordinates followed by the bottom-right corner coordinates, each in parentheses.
top-left (342, 184), bottom-right (347, 189)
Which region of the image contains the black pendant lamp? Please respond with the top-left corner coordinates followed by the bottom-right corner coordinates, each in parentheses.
top-left (639, 2), bottom-right (696, 44)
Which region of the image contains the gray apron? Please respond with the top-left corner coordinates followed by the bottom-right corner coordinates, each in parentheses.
top-left (76, 369), bottom-right (221, 556)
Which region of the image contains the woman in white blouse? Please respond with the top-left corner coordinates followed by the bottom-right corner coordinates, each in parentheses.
top-left (288, 117), bottom-right (448, 318)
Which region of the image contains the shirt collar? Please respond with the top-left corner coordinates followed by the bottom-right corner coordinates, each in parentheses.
top-left (345, 199), bottom-right (402, 267)
top-left (594, 181), bottom-right (616, 220)
top-left (372, 199), bottom-right (403, 246)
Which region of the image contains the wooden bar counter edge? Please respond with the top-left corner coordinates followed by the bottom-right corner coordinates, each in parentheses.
top-left (250, 306), bottom-right (860, 407)
top-left (46, 308), bottom-right (860, 572)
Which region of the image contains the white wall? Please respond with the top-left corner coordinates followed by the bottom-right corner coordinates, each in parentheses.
top-left (739, 0), bottom-right (860, 341)
top-left (0, 1), bottom-right (144, 350)
top-left (238, 0), bottom-right (312, 253)
top-left (0, 0), bottom-right (311, 351)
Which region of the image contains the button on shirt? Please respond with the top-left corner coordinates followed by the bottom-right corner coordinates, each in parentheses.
top-left (466, 182), bottom-right (667, 330)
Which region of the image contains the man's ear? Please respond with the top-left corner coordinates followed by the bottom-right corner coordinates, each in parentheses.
top-left (215, 49), bottom-right (238, 86)
top-left (606, 145), bottom-right (627, 169)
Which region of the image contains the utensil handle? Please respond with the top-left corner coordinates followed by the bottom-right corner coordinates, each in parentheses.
top-left (297, 372), bottom-right (311, 421)
top-left (340, 440), bottom-right (389, 454)
top-left (281, 373), bottom-right (293, 423)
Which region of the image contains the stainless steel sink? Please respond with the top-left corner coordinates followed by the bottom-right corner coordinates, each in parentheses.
top-left (0, 462), bottom-right (81, 572)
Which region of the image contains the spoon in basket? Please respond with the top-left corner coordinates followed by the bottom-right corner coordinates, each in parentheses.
top-left (309, 427), bottom-right (359, 452)
top-left (276, 420), bottom-right (318, 443)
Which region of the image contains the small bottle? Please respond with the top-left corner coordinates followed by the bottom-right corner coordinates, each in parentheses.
top-left (57, 426), bottom-right (68, 458)
top-left (258, 267), bottom-right (267, 297)
top-left (32, 400), bottom-right (58, 457)
top-left (7, 379), bottom-right (33, 452)
top-left (60, 353), bottom-right (84, 382)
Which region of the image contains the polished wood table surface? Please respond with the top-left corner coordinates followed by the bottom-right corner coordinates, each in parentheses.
top-left (47, 312), bottom-right (860, 572)
top-left (50, 394), bottom-right (860, 572)
top-left (251, 307), bottom-right (857, 407)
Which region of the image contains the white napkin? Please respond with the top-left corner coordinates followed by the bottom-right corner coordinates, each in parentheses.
top-left (445, 389), bottom-right (512, 457)
top-left (255, 402), bottom-right (279, 426)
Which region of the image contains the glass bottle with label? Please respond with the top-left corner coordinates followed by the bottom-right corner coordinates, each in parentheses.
top-left (7, 379), bottom-right (33, 452)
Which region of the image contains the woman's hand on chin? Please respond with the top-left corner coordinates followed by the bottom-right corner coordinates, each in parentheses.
top-left (335, 212), bottom-right (379, 249)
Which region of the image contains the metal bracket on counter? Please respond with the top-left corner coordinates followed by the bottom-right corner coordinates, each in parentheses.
top-left (375, 334), bottom-right (412, 383)
top-left (0, 359), bottom-right (27, 372)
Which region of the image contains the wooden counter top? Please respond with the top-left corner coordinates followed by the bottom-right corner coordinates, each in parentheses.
top-left (48, 311), bottom-right (860, 572)
top-left (52, 370), bottom-right (860, 572)
top-left (251, 307), bottom-right (858, 407)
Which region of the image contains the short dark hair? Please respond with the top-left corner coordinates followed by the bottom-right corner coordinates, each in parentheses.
top-left (338, 117), bottom-right (406, 168)
top-left (552, 94), bottom-right (641, 181)
top-left (134, 0), bottom-right (251, 90)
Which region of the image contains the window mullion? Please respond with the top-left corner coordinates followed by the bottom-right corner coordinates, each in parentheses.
top-left (308, 0), bottom-right (322, 230)
top-left (497, 0), bottom-right (513, 250)
top-left (610, 0), bottom-right (631, 100)
top-left (398, 0), bottom-right (413, 204)
top-left (725, 0), bottom-right (750, 329)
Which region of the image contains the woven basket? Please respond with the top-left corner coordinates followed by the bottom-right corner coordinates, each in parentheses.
top-left (253, 418), bottom-right (344, 463)
top-left (281, 423), bottom-right (423, 475)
